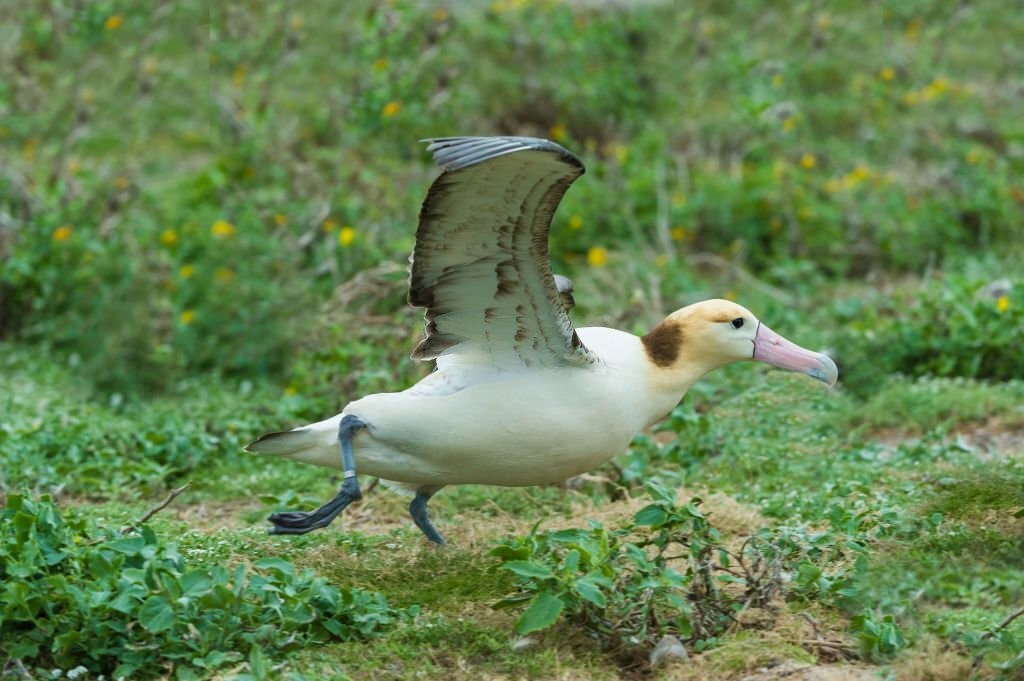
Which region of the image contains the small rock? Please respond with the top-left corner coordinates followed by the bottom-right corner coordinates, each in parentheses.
top-left (977, 278), bottom-right (1012, 300)
top-left (650, 635), bottom-right (688, 667)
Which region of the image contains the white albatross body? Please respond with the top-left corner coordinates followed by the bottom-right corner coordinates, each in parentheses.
top-left (247, 136), bottom-right (838, 542)
top-left (263, 327), bottom-right (693, 488)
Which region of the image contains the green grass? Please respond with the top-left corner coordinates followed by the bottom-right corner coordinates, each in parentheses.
top-left (3, 0), bottom-right (1024, 678)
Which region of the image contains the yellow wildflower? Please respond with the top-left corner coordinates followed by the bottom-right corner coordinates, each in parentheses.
top-left (671, 227), bottom-right (686, 241)
top-left (22, 137), bottom-right (37, 161)
top-left (143, 57), bottom-right (158, 75)
top-left (965, 149), bottom-right (982, 165)
top-left (284, 385), bottom-right (298, 396)
top-left (211, 219), bottom-right (235, 238)
top-left (800, 153), bottom-right (816, 170)
top-left (179, 264), bottom-right (196, 279)
top-left (850, 165), bottom-right (870, 183)
top-left (232, 65), bottom-right (247, 88)
top-left (381, 101), bottom-right (401, 118)
top-left (611, 144), bottom-right (629, 164)
top-left (549, 122), bottom-right (567, 142)
top-left (52, 225), bottom-right (73, 242)
top-left (672, 192), bottom-right (686, 207)
top-left (824, 178), bottom-right (843, 193)
top-left (815, 13), bottom-right (832, 31)
top-left (879, 66), bottom-right (895, 82)
top-left (339, 226), bottom-right (356, 247)
top-left (782, 117), bottom-right (796, 132)
top-left (66, 157), bottom-right (81, 175)
top-left (104, 14), bottom-right (123, 30)
top-left (586, 246), bottom-right (608, 267)
top-left (289, 14), bottom-right (305, 30)
top-left (214, 267), bottom-right (235, 283)
top-left (179, 309), bottom-right (196, 325)
top-left (921, 77), bottom-right (949, 101)
top-left (905, 18), bottom-right (921, 42)
top-left (568, 215), bottom-right (583, 231)
top-left (771, 74), bottom-right (784, 88)
top-left (160, 229), bottom-right (178, 246)
top-left (322, 218), bottom-right (338, 232)
top-left (273, 213), bottom-right (288, 226)
top-left (372, 58), bottom-right (389, 73)
top-left (114, 176), bottom-right (130, 190)
top-left (655, 254), bottom-right (668, 268)
top-left (724, 290), bottom-right (737, 301)
top-left (996, 296), bottom-right (1010, 313)
top-left (432, 7), bottom-right (448, 22)
top-left (798, 206), bottom-right (813, 221)
top-left (902, 91), bottom-right (921, 106)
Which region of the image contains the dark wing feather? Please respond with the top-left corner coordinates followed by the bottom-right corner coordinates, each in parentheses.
top-left (408, 136), bottom-right (592, 369)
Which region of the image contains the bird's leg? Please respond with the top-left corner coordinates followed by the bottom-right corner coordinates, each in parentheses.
top-left (409, 488), bottom-right (446, 545)
top-left (268, 415), bottom-right (366, 535)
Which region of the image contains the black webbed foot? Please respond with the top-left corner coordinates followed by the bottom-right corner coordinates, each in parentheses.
top-left (268, 478), bottom-right (362, 535)
top-left (409, 488), bottom-right (446, 545)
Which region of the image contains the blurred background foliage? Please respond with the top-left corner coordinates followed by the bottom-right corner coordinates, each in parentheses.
top-left (0, 0), bottom-right (1021, 398)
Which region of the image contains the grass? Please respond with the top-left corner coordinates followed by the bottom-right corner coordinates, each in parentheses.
top-left (4, 307), bottom-right (1023, 678)
top-left (2, 0), bottom-right (1024, 678)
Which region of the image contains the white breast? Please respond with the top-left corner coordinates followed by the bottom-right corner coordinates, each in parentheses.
top-left (340, 327), bottom-right (681, 487)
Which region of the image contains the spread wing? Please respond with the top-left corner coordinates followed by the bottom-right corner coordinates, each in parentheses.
top-left (408, 136), bottom-right (594, 370)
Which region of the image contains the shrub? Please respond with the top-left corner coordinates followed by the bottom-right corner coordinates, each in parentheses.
top-left (830, 274), bottom-right (1024, 394)
top-left (0, 494), bottom-right (412, 678)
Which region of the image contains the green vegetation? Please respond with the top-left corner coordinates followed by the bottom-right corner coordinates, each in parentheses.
top-left (2, 1), bottom-right (1022, 679)
top-left (0, 495), bottom-right (410, 678)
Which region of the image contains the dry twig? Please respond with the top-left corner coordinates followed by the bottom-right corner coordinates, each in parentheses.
top-left (980, 604), bottom-right (1024, 641)
top-left (121, 481), bottom-right (193, 534)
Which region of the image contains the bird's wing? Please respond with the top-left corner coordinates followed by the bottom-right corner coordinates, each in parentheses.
top-left (409, 136), bottom-right (594, 370)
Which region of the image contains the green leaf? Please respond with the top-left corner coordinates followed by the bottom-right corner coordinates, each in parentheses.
top-left (138, 595), bottom-right (175, 633)
top-left (488, 544), bottom-right (530, 560)
top-left (515, 592), bottom-right (564, 634)
top-left (563, 549), bottom-right (581, 573)
top-left (500, 560), bottom-right (554, 579)
top-left (249, 645), bottom-right (267, 680)
top-left (634, 504), bottom-right (668, 527)
top-left (180, 569), bottom-right (213, 597)
top-left (106, 535), bottom-right (145, 555)
top-left (644, 480), bottom-right (676, 504)
top-left (253, 557), bottom-right (294, 576)
top-left (573, 578), bottom-right (607, 608)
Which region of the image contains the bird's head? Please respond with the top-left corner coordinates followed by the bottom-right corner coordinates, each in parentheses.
top-left (642, 299), bottom-right (838, 387)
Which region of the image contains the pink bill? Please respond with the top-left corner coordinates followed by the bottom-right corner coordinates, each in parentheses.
top-left (753, 322), bottom-right (838, 386)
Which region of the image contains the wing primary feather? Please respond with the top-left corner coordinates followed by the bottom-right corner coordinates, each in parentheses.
top-left (422, 136), bottom-right (583, 173)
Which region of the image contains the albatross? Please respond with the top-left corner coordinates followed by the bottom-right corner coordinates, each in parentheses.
top-left (246, 136), bottom-right (838, 545)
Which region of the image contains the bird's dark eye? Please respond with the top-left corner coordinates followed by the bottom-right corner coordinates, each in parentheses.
top-left (731, 318), bottom-right (744, 329)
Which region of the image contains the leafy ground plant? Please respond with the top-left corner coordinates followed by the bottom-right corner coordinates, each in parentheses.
top-left (492, 483), bottom-right (800, 666)
top-left (0, 494), bottom-right (412, 679)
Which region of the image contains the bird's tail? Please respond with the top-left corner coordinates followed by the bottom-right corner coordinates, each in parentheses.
top-left (244, 427), bottom-right (319, 456)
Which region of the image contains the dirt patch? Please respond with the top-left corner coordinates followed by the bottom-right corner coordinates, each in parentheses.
top-left (869, 418), bottom-right (1024, 460)
top-left (734, 662), bottom-right (878, 681)
top-left (956, 417), bottom-right (1024, 458)
top-left (170, 498), bottom-right (264, 531)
